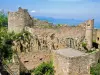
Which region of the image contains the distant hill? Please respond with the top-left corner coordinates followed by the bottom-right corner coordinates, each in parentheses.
top-left (34, 16), bottom-right (100, 28)
top-left (34, 16), bottom-right (84, 26)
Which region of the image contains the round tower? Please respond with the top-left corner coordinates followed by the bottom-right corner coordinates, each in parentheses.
top-left (85, 19), bottom-right (94, 50)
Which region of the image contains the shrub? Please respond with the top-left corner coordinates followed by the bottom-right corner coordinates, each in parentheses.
top-left (0, 27), bottom-right (13, 61)
top-left (90, 63), bottom-right (100, 75)
top-left (93, 40), bottom-right (96, 43)
top-left (32, 61), bottom-right (54, 75)
top-left (82, 42), bottom-right (87, 48)
top-left (55, 24), bottom-right (62, 28)
top-left (13, 30), bottom-right (31, 41)
top-left (0, 28), bottom-right (32, 63)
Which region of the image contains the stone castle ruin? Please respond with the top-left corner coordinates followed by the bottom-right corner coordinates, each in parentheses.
top-left (7, 7), bottom-right (100, 75)
top-left (8, 7), bottom-right (95, 51)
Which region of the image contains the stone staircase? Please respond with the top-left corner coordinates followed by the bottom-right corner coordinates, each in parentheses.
top-left (1, 53), bottom-right (28, 75)
top-left (3, 64), bottom-right (15, 75)
top-left (2, 53), bottom-right (20, 75)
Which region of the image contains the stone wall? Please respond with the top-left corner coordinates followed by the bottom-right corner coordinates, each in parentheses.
top-left (92, 29), bottom-right (100, 45)
top-left (7, 7), bottom-right (100, 75)
top-left (34, 18), bottom-right (53, 28)
top-left (8, 7), bottom-right (33, 33)
top-left (8, 8), bottom-right (96, 51)
top-left (88, 49), bottom-right (100, 66)
top-left (25, 26), bottom-right (85, 50)
top-left (53, 49), bottom-right (90, 75)
top-left (96, 29), bottom-right (100, 44)
top-left (8, 7), bottom-right (53, 33)
top-left (12, 25), bottom-right (86, 53)
top-left (7, 53), bottom-right (20, 75)
top-left (19, 50), bottom-right (52, 70)
top-left (68, 56), bottom-right (90, 75)
top-left (93, 29), bottom-right (97, 41)
top-left (53, 48), bottom-right (100, 75)
top-left (53, 53), bottom-right (70, 75)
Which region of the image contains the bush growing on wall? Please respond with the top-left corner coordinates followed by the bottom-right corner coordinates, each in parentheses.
top-left (82, 42), bottom-right (87, 48)
top-left (0, 27), bottom-right (31, 62)
top-left (90, 63), bottom-right (100, 75)
top-left (32, 61), bottom-right (54, 75)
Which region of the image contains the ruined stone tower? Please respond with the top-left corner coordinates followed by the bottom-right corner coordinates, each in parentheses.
top-left (8, 7), bottom-right (33, 33)
top-left (85, 19), bottom-right (94, 50)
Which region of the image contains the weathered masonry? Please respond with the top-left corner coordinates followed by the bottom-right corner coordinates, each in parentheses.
top-left (8, 7), bottom-right (33, 33)
top-left (7, 7), bottom-right (100, 75)
top-left (53, 48), bottom-right (90, 75)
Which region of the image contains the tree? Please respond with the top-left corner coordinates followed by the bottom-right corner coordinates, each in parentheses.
top-left (0, 10), bottom-right (8, 27)
top-left (0, 27), bottom-right (13, 61)
top-left (0, 11), bottom-right (12, 61)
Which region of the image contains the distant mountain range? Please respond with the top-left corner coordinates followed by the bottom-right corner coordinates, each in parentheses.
top-left (34, 16), bottom-right (100, 28)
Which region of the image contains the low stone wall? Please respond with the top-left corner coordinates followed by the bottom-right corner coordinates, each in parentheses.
top-left (53, 49), bottom-right (90, 75)
top-left (19, 50), bottom-right (52, 70)
top-left (53, 49), bottom-right (100, 75)
top-left (53, 54), bottom-right (70, 75)
top-left (68, 56), bottom-right (90, 75)
top-left (88, 49), bottom-right (100, 66)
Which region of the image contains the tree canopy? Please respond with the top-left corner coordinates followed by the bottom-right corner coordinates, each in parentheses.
top-left (0, 11), bottom-right (8, 27)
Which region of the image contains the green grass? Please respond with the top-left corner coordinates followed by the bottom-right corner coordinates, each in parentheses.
top-left (90, 63), bottom-right (100, 75)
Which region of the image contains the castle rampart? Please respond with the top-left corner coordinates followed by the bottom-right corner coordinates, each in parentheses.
top-left (7, 7), bottom-right (100, 75)
top-left (8, 7), bottom-right (33, 33)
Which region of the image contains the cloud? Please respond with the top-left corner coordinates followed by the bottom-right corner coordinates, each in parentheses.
top-left (31, 10), bottom-right (36, 13)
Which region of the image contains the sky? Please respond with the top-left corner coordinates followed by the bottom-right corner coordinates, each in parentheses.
top-left (0, 0), bottom-right (100, 28)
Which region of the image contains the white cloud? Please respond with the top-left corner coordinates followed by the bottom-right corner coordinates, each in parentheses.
top-left (31, 10), bottom-right (36, 13)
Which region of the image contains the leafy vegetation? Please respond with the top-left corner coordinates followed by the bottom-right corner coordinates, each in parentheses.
top-left (0, 28), bottom-right (31, 61)
top-left (55, 24), bottom-right (63, 28)
top-left (0, 11), bottom-right (8, 27)
top-left (0, 12), bottom-right (30, 62)
top-left (93, 40), bottom-right (96, 43)
top-left (0, 12), bottom-right (13, 61)
top-left (13, 30), bottom-right (31, 41)
top-left (56, 24), bottom-right (62, 27)
top-left (86, 50), bottom-right (94, 53)
top-left (90, 63), bottom-right (100, 75)
top-left (82, 42), bottom-right (87, 48)
top-left (41, 25), bottom-right (53, 28)
top-left (0, 27), bottom-right (14, 61)
top-left (31, 61), bottom-right (54, 75)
